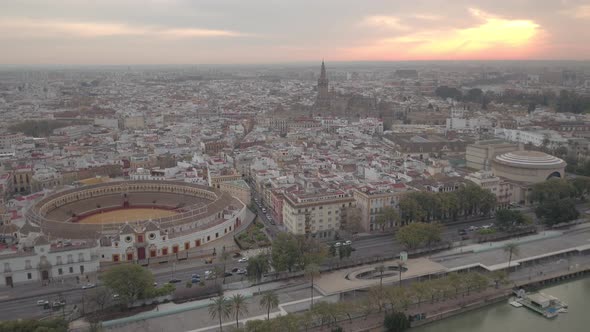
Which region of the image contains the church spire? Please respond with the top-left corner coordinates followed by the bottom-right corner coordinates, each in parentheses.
top-left (320, 59), bottom-right (326, 80)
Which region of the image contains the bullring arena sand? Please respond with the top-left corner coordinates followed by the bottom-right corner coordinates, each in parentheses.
top-left (78, 208), bottom-right (178, 224)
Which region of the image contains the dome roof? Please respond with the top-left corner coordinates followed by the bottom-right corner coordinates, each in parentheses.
top-left (494, 150), bottom-right (565, 168)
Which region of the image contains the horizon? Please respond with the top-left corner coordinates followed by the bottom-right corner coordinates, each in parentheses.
top-left (1, 0), bottom-right (589, 65)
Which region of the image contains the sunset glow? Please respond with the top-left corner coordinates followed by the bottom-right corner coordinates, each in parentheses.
top-left (0, 1), bottom-right (587, 64)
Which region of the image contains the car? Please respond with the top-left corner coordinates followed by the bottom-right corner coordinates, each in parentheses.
top-left (262, 208), bottom-right (267, 213)
top-left (481, 224), bottom-right (493, 230)
top-left (236, 269), bottom-right (247, 275)
top-left (112, 294), bottom-right (120, 299)
top-left (204, 270), bottom-right (212, 276)
top-left (224, 272), bottom-right (233, 277)
top-left (458, 229), bottom-right (467, 235)
top-left (168, 278), bottom-right (182, 284)
top-left (468, 226), bottom-right (479, 232)
top-left (238, 257), bottom-right (249, 263)
top-left (344, 240), bottom-right (352, 246)
top-left (191, 278), bottom-right (200, 284)
top-left (82, 283), bottom-right (96, 289)
top-left (231, 267), bottom-right (240, 273)
top-left (153, 282), bottom-right (158, 287)
top-left (52, 300), bottom-right (66, 308)
top-left (191, 274), bottom-right (201, 279)
top-left (36, 300), bottom-right (49, 306)
top-left (334, 242), bottom-right (342, 248)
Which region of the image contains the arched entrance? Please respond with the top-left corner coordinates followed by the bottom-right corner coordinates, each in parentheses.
top-left (41, 270), bottom-right (49, 280)
top-left (547, 171), bottom-right (562, 180)
top-left (137, 247), bottom-right (146, 260)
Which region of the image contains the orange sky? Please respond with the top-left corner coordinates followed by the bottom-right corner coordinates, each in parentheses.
top-left (0, 1), bottom-right (588, 64)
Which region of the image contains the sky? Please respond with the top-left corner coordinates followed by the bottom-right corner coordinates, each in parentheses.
top-left (1, 0), bottom-right (589, 65)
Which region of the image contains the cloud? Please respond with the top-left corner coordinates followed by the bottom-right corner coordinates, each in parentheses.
top-left (360, 15), bottom-right (409, 31)
top-left (561, 5), bottom-right (590, 18)
top-left (0, 17), bottom-right (244, 39)
top-left (346, 8), bottom-right (541, 60)
top-left (412, 14), bottom-right (442, 21)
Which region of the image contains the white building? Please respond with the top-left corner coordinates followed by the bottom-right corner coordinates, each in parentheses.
top-left (0, 235), bottom-right (100, 287)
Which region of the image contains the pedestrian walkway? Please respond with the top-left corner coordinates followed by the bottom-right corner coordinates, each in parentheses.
top-left (101, 280), bottom-right (300, 329)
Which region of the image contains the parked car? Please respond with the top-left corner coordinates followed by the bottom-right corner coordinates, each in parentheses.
top-left (231, 267), bottom-right (240, 273)
top-left (334, 242), bottom-right (342, 248)
top-left (468, 226), bottom-right (479, 232)
top-left (52, 300), bottom-right (66, 308)
top-left (191, 278), bottom-right (200, 284)
top-left (153, 282), bottom-right (158, 287)
top-left (36, 300), bottom-right (49, 306)
top-left (344, 240), bottom-right (352, 246)
top-left (168, 278), bottom-right (182, 284)
top-left (236, 269), bottom-right (247, 275)
top-left (481, 224), bottom-right (493, 230)
top-left (224, 272), bottom-right (233, 277)
top-left (262, 208), bottom-right (267, 213)
top-left (82, 283), bottom-right (96, 289)
top-left (191, 274), bottom-right (200, 280)
top-left (112, 294), bottom-right (120, 299)
top-left (238, 257), bottom-right (249, 263)
top-left (458, 229), bottom-right (467, 236)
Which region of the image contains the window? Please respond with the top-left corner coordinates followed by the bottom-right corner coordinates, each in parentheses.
top-left (25, 260), bottom-right (32, 269)
top-left (56, 256), bottom-right (62, 265)
top-left (67, 254), bottom-right (73, 264)
top-left (69, 267), bottom-right (74, 273)
top-left (27, 273), bottom-right (32, 280)
top-left (3, 263), bottom-right (10, 272)
top-left (78, 253), bottom-right (84, 262)
top-left (58, 268), bottom-right (63, 275)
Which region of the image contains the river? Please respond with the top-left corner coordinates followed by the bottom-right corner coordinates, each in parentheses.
top-left (413, 277), bottom-right (590, 332)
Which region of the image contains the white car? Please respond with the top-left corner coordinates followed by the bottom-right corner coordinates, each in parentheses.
top-left (344, 240), bottom-right (352, 246)
top-left (82, 283), bottom-right (96, 289)
top-left (36, 300), bottom-right (49, 306)
top-left (262, 208), bottom-right (267, 213)
top-left (334, 242), bottom-right (342, 248)
top-left (238, 257), bottom-right (249, 263)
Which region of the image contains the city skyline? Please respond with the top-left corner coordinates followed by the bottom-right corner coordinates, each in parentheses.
top-left (1, 0), bottom-right (590, 65)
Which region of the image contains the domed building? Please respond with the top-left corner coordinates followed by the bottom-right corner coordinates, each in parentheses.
top-left (492, 151), bottom-right (566, 184)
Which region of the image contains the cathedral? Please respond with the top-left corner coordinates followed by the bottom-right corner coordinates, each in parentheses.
top-left (313, 61), bottom-right (379, 119)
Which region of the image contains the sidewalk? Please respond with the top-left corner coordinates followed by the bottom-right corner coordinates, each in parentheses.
top-left (0, 272), bottom-right (98, 303)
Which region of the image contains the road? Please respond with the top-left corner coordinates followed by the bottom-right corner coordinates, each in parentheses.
top-left (0, 200), bottom-right (552, 321)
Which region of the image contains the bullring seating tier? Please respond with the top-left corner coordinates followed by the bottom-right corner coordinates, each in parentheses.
top-left (25, 181), bottom-right (243, 240)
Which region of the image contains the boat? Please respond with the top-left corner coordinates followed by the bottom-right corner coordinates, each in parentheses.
top-left (512, 290), bottom-right (568, 319)
top-left (558, 308), bottom-right (568, 313)
top-left (509, 300), bottom-right (523, 308)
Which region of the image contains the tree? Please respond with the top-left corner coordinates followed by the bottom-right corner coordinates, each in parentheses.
top-left (230, 294), bottom-right (249, 329)
top-left (397, 261), bottom-right (406, 287)
top-left (411, 282), bottom-right (430, 306)
top-left (85, 287), bottom-right (112, 312)
top-left (209, 295), bottom-right (232, 332)
top-left (495, 209), bottom-right (530, 232)
top-left (341, 207), bottom-right (363, 235)
top-left (259, 291), bottom-right (279, 320)
top-left (375, 265), bottom-right (386, 288)
top-left (270, 234), bottom-right (326, 273)
top-left (305, 263), bottom-right (321, 307)
top-left (0, 318), bottom-right (69, 332)
top-left (396, 222), bottom-right (442, 249)
top-left (247, 254), bottom-right (270, 283)
top-left (221, 250), bottom-right (231, 284)
top-left (383, 312), bottom-right (410, 332)
top-left (504, 243), bottom-right (520, 273)
top-left (535, 198), bottom-right (579, 226)
top-left (102, 264), bottom-right (155, 307)
top-left (491, 270), bottom-right (509, 289)
top-left (376, 207), bottom-right (399, 231)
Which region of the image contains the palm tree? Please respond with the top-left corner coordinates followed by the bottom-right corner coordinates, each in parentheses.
top-left (221, 251), bottom-right (231, 284)
top-left (503, 243), bottom-right (520, 273)
top-left (375, 265), bottom-right (386, 288)
top-left (208, 295), bottom-right (231, 332)
top-left (304, 263), bottom-right (320, 307)
top-left (230, 294), bottom-right (249, 329)
top-left (259, 291), bottom-right (279, 320)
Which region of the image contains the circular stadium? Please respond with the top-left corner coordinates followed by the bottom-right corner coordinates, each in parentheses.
top-left (492, 150), bottom-right (566, 184)
top-left (25, 181), bottom-right (245, 241)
